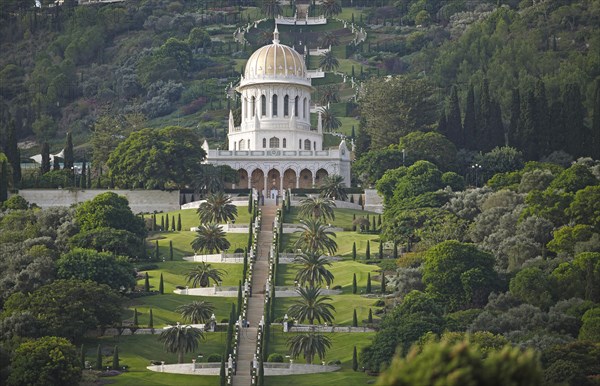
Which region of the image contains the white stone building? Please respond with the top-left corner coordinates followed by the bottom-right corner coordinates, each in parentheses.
top-left (204, 28), bottom-right (351, 199)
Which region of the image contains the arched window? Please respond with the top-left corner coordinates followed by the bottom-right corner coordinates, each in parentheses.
top-left (284, 95), bottom-right (289, 116)
top-left (247, 139), bottom-right (251, 149)
top-left (283, 138), bottom-right (287, 148)
top-left (304, 139), bottom-right (311, 150)
top-left (313, 141), bottom-right (316, 150)
top-left (262, 138), bottom-right (267, 148)
top-left (294, 96), bottom-right (299, 117)
top-left (299, 139), bottom-right (302, 149)
top-left (269, 137), bottom-right (280, 148)
top-left (239, 139), bottom-right (244, 150)
top-left (261, 95), bottom-right (266, 116)
top-left (251, 97), bottom-right (256, 117)
top-left (272, 94), bottom-right (278, 116)
top-left (244, 98), bottom-right (248, 118)
top-left (303, 98), bottom-right (307, 119)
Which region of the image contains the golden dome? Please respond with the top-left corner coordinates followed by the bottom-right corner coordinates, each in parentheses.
top-left (244, 28), bottom-right (307, 80)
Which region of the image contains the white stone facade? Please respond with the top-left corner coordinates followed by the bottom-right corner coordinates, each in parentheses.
top-left (205, 28), bottom-right (351, 197)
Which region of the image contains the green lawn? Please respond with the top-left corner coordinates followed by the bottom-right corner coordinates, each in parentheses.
top-left (130, 262), bottom-right (242, 327)
top-left (283, 207), bottom-right (378, 230)
top-left (264, 330), bottom-right (376, 386)
top-left (84, 333), bottom-right (228, 385)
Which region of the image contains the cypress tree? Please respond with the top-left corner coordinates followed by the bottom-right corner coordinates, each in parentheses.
top-left (158, 273), bottom-right (164, 294)
top-left (169, 240), bottom-right (173, 260)
top-left (248, 192), bottom-right (253, 213)
top-left (372, 216), bottom-right (376, 230)
top-left (548, 100), bottom-right (565, 154)
top-left (81, 159), bottom-right (87, 189)
top-left (0, 161), bottom-right (7, 203)
top-left (352, 242), bottom-right (356, 260)
top-left (144, 272), bottom-right (150, 292)
top-left (365, 241), bottom-right (370, 260)
top-left (112, 346), bottom-right (119, 370)
top-left (177, 214), bottom-right (182, 231)
top-left (352, 309), bottom-right (358, 327)
top-left (519, 90), bottom-right (537, 160)
top-left (489, 99), bottom-right (505, 149)
top-left (534, 79), bottom-right (550, 156)
top-left (477, 78), bottom-right (491, 150)
top-left (563, 83), bottom-right (586, 157)
top-left (393, 242), bottom-right (398, 259)
top-left (41, 142), bottom-right (50, 174)
top-left (148, 308), bottom-right (154, 329)
top-left (6, 119), bottom-right (21, 185)
top-left (592, 79), bottom-right (600, 160)
top-left (507, 88), bottom-right (521, 148)
top-left (87, 161), bottom-right (91, 188)
top-left (258, 358), bottom-right (264, 386)
top-left (80, 344), bottom-right (86, 369)
top-left (63, 132), bottom-right (74, 171)
top-left (155, 240), bottom-right (159, 259)
top-left (358, 193), bottom-right (363, 209)
top-left (161, 216), bottom-right (165, 230)
top-left (437, 112), bottom-right (447, 137)
top-left (95, 345), bottom-right (102, 370)
top-left (355, 118), bottom-right (371, 158)
top-left (352, 346), bottom-right (358, 371)
top-left (378, 241), bottom-right (383, 259)
top-left (446, 85), bottom-right (463, 148)
top-left (171, 216), bottom-right (175, 231)
top-left (366, 273), bottom-right (371, 293)
top-left (368, 308), bottom-right (373, 323)
top-left (378, 214), bottom-right (382, 227)
top-left (352, 273), bottom-right (357, 294)
top-left (220, 357), bottom-right (226, 386)
top-left (53, 156), bottom-right (60, 171)
top-left (133, 308), bottom-right (138, 326)
top-left (463, 84), bottom-right (477, 150)
top-left (351, 125), bottom-right (356, 140)
top-left (237, 280), bottom-right (242, 318)
top-left (381, 272), bottom-right (386, 293)
top-left (151, 214), bottom-right (156, 232)
top-left (165, 215), bottom-right (169, 231)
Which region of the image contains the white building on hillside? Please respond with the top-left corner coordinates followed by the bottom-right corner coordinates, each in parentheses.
top-left (204, 27), bottom-right (351, 200)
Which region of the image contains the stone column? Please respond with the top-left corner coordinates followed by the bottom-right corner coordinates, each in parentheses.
top-left (296, 175), bottom-right (300, 189)
top-left (263, 174), bottom-right (268, 198)
top-left (279, 173), bottom-right (284, 195)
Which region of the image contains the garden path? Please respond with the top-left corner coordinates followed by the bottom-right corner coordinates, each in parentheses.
top-left (233, 203), bottom-right (278, 386)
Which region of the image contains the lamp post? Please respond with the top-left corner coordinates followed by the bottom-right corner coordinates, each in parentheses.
top-left (471, 163), bottom-right (482, 187)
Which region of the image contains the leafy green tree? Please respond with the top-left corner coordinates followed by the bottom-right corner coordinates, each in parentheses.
top-left (260, 0), bottom-right (281, 18)
top-left (176, 301), bottom-right (215, 324)
top-left (56, 248), bottom-right (135, 291)
top-left (353, 147), bottom-right (405, 186)
top-left (293, 250), bottom-right (334, 288)
top-left (566, 185), bottom-right (600, 231)
top-left (69, 227), bottom-right (145, 259)
top-left (107, 126), bottom-right (206, 189)
top-left (359, 76), bottom-right (436, 149)
top-left (288, 287), bottom-right (335, 325)
top-left (186, 262), bottom-right (225, 288)
top-left (376, 339), bottom-right (542, 386)
top-left (423, 240), bottom-right (498, 311)
top-left (294, 219), bottom-right (337, 255)
top-left (547, 224), bottom-right (597, 256)
top-left (298, 196), bottom-right (336, 222)
top-left (398, 131), bottom-right (458, 172)
top-left (591, 79), bottom-right (600, 160)
top-left (197, 192), bottom-right (238, 224)
top-left (5, 120), bottom-right (21, 185)
top-left (187, 27), bottom-right (211, 50)
top-left (319, 174), bottom-right (347, 201)
top-left (191, 224), bottom-right (231, 254)
top-left (159, 324), bottom-right (204, 363)
top-left (91, 114), bottom-right (146, 172)
top-left (552, 252), bottom-right (600, 303)
top-left (321, 0), bottom-right (342, 17)
top-left (549, 163), bottom-right (598, 193)
top-left (157, 38), bottom-right (192, 73)
top-left (509, 267), bottom-right (554, 309)
top-left (3, 279), bottom-right (122, 341)
top-left (579, 308), bottom-right (600, 342)
top-left (8, 336), bottom-right (81, 386)
top-left (287, 333), bottom-right (332, 364)
top-left (75, 192), bottom-right (146, 238)
top-left (318, 51), bottom-right (339, 72)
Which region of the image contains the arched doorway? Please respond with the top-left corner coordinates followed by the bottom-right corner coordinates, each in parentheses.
top-left (283, 169), bottom-right (297, 190)
top-left (315, 169), bottom-right (328, 187)
top-left (238, 169), bottom-right (249, 189)
top-left (267, 169), bottom-right (281, 199)
top-left (299, 169), bottom-right (313, 189)
top-left (251, 169), bottom-right (264, 196)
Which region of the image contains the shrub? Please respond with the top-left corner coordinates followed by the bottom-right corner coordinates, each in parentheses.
top-left (267, 353), bottom-right (284, 363)
top-left (374, 299), bottom-right (385, 307)
top-left (206, 353), bottom-right (222, 362)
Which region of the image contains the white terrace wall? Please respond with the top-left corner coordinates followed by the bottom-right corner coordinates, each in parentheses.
top-left (16, 189), bottom-right (180, 214)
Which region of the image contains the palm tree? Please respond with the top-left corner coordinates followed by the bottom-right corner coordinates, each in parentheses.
top-left (159, 323), bottom-right (204, 363)
top-left (194, 164), bottom-right (237, 197)
top-left (294, 218), bottom-right (338, 255)
top-left (288, 286), bottom-right (335, 325)
top-left (197, 191), bottom-right (238, 224)
top-left (260, 0), bottom-right (281, 19)
top-left (318, 32), bottom-right (339, 49)
top-left (191, 223), bottom-right (231, 254)
top-left (186, 262), bottom-right (225, 288)
top-left (294, 250), bottom-right (334, 288)
top-left (318, 50), bottom-right (339, 72)
top-left (298, 196), bottom-right (336, 221)
top-left (318, 84), bottom-right (340, 106)
top-left (176, 301), bottom-right (215, 324)
top-left (321, 0), bottom-right (342, 18)
top-left (319, 174), bottom-right (348, 201)
top-left (320, 106), bottom-right (341, 131)
top-left (287, 333), bottom-right (332, 365)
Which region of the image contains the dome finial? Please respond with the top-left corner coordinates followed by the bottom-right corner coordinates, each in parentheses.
top-left (273, 25), bottom-right (280, 44)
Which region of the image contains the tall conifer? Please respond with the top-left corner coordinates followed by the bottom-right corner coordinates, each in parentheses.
top-left (463, 84), bottom-right (477, 150)
top-left (64, 132), bottom-right (74, 170)
top-left (41, 142), bottom-right (50, 174)
top-left (446, 85), bottom-right (463, 147)
top-left (508, 88), bottom-right (521, 148)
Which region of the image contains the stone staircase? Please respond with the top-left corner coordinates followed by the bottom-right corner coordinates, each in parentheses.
top-left (232, 203), bottom-right (279, 386)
